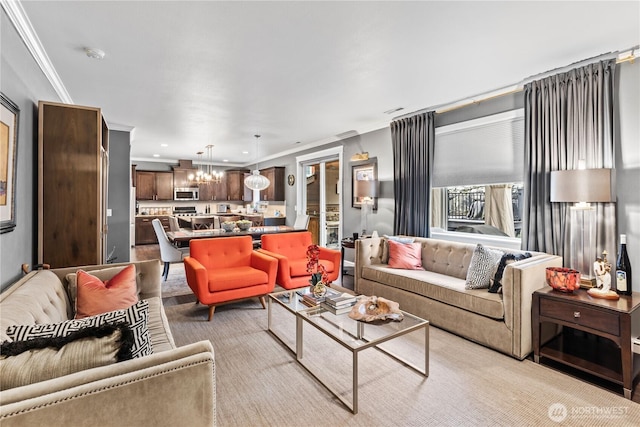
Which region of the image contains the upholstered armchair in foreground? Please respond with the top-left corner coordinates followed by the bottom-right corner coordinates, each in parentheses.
top-left (184, 235), bottom-right (278, 320)
top-left (259, 231), bottom-right (341, 290)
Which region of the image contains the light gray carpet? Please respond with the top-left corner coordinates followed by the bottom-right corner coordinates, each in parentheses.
top-left (164, 292), bottom-right (640, 426)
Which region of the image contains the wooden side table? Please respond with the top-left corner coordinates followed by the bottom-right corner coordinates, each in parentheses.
top-left (341, 238), bottom-right (356, 276)
top-left (532, 287), bottom-right (640, 399)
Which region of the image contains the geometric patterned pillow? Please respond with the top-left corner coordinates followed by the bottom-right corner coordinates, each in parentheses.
top-left (464, 244), bottom-right (504, 290)
top-left (5, 300), bottom-right (151, 358)
top-left (488, 252), bottom-right (533, 293)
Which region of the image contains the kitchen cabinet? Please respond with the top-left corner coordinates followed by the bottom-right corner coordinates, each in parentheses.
top-left (259, 167), bottom-right (285, 201)
top-left (199, 180), bottom-right (227, 201)
top-left (173, 168), bottom-right (196, 189)
top-left (136, 171), bottom-right (174, 200)
top-left (225, 169), bottom-right (250, 201)
top-left (135, 216), bottom-right (170, 245)
top-left (38, 101), bottom-right (108, 268)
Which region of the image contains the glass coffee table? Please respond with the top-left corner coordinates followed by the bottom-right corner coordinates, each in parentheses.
top-left (267, 290), bottom-right (429, 414)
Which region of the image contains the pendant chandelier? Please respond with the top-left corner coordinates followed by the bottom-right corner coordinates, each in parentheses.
top-left (244, 135), bottom-right (270, 191)
top-left (188, 145), bottom-right (223, 185)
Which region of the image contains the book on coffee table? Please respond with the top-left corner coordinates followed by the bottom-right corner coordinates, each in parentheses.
top-left (320, 301), bottom-right (354, 315)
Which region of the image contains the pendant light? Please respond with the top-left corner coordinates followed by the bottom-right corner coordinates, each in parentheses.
top-left (244, 135), bottom-right (270, 191)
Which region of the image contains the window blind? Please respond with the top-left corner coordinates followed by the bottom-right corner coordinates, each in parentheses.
top-left (432, 109), bottom-right (524, 187)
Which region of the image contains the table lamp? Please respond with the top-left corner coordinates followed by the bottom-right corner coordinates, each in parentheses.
top-left (550, 168), bottom-right (615, 287)
top-left (355, 180), bottom-right (377, 236)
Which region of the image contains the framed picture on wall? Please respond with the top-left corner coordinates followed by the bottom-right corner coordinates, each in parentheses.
top-left (0, 92), bottom-right (19, 234)
top-left (351, 158), bottom-right (378, 210)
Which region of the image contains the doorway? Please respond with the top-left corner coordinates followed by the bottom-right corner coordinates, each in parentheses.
top-left (296, 147), bottom-right (343, 248)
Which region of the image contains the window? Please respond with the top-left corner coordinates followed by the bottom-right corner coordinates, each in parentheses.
top-left (431, 110), bottom-right (524, 239)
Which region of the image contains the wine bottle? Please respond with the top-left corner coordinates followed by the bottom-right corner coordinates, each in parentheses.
top-left (615, 234), bottom-right (632, 296)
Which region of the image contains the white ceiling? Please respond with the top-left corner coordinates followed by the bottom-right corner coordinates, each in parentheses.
top-left (16, 1), bottom-right (640, 167)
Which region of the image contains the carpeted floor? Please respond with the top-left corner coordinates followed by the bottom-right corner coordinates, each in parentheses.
top-left (163, 269), bottom-right (640, 426)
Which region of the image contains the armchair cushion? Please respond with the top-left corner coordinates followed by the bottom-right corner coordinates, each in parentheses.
top-left (209, 267), bottom-right (269, 292)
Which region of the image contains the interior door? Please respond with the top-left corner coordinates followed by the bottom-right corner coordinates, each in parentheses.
top-left (296, 148), bottom-right (342, 249)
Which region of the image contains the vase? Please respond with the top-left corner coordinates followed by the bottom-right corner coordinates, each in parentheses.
top-left (313, 282), bottom-right (327, 297)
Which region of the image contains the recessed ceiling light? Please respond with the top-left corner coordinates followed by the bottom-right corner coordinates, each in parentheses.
top-left (223, 159), bottom-right (229, 162)
top-left (383, 107), bottom-right (404, 114)
top-left (242, 151), bottom-right (249, 154)
top-left (84, 47), bottom-right (106, 60)
top-left (153, 154), bottom-right (160, 158)
top-left (160, 143), bottom-right (168, 147)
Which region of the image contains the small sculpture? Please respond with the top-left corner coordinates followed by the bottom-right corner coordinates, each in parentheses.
top-left (588, 250), bottom-right (619, 300)
top-left (348, 296), bottom-right (404, 323)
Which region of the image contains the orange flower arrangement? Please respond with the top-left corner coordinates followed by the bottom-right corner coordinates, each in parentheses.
top-left (306, 244), bottom-right (328, 286)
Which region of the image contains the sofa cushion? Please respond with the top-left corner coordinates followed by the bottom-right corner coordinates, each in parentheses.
top-left (0, 322), bottom-right (133, 391)
top-left (489, 252), bottom-right (533, 293)
top-left (145, 296), bottom-right (176, 352)
top-left (6, 300), bottom-right (152, 359)
top-left (388, 240), bottom-right (423, 270)
top-left (75, 265), bottom-right (138, 319)
top-left (361, 264), bottom-right (504, 319)
top-left (465, 244), bottom-right (504, 289)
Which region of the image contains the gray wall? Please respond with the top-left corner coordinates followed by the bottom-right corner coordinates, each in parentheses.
top-left (107, 130), bottom-right (132, 264)
top-left (0, 10), bottom-right (60, 291)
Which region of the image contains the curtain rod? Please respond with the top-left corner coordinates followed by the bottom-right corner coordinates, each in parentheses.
top-left (393, 46), bottom-right (639, 121)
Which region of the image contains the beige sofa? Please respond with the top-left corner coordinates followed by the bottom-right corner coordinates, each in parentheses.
top-left (0, 260), bottom-right (216, 427)
top-left (355, 237), bottom-right (562, 359)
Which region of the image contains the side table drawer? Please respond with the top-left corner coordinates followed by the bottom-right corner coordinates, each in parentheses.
top-left (540, 298), bottom-right (620, 336)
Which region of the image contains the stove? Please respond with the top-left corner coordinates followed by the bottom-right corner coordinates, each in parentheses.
top-left (173, 206), bottom-right (198, 217)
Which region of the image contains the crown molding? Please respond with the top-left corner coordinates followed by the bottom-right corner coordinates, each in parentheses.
top-left (1, 0), bottom-right (73, 104)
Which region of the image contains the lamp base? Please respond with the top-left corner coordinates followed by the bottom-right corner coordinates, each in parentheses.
top-left (580, 276), bottom-right (596, 289)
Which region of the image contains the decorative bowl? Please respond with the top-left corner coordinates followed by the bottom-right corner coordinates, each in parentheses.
top-left (221, 221), bottom-right (236, 232)
top-left (546, 267), bottom-right (581, 293)
top-left (236, 220), bottom-right (252, 231)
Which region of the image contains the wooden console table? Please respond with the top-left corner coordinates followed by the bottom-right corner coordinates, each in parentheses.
top-left (532, 287), bottom-right (640, 399)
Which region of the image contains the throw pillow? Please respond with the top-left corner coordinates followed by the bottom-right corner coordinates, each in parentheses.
top-left (6, 300), bottom-right (152, 359)
top-left (465, 244), bottom-right (504, 289)
top-left (65, 265), bottom-right (141, 309)
top-left (388, 240), bottom-right (423, 270)
top-left (0, 322), bottom-right (133, 391)
top-left (75, 264), bottom-right (138, 319)
top-left (381, 235), bottom-right (416, 262)
top-left (488, 252), bottom-right (533, 293)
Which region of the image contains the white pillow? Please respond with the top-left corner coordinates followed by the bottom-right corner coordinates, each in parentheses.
top-left (465, 244), bottom-right (504, 290)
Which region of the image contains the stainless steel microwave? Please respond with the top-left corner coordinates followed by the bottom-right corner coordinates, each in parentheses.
top-left (174, 187), bottom-right (199, 201)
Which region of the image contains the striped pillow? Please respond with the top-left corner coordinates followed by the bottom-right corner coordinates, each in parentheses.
top-left (5, 300), bottom-right (152, 358)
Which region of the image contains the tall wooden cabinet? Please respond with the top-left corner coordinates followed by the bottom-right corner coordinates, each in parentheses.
top-left (259, 167), bottom-right (285, 201)
top-left (38, 101), bottom-right (109, 268)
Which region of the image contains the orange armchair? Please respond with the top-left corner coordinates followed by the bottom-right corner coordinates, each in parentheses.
top-left (259, 231), bottom-right (341, 290)
top-left (184, 235), bottom-right (278, 320)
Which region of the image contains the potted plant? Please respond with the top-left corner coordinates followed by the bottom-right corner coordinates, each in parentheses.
top-left (306, 244), bottom-right (329, 297)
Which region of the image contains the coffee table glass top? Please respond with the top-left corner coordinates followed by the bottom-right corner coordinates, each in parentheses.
top-left (268, 289), bottom-right (428, 350)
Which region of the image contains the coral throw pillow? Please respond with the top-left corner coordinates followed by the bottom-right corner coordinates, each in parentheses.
top-left (75, 265), bottom-right (138, 319)
top-left (388, 240), bottom-right (423, 270)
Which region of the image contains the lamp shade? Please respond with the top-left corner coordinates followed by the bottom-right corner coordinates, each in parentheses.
top-left (244, 170), bottom-right (270, 191)
top-left (550, 169), bottom-right (615, 203)
top-left (355, 180), bottom-right (377, 198)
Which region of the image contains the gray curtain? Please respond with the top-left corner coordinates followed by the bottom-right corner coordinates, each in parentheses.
top-left (522, 59), bottom-right (616, 263)
top-left (390, 112), bottom-right (435, 237)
